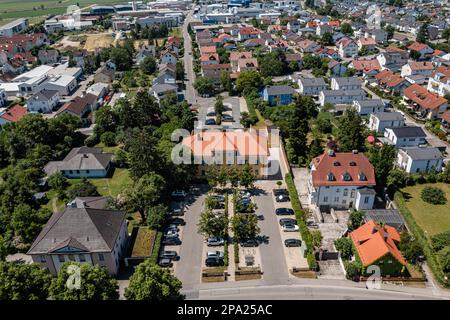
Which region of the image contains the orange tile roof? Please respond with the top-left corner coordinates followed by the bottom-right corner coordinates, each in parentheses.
top-left (350, 220), bottom-right (406, 267)
top-left (311, 152), bottom-right (376, 187)
top-left (375, 69), bottom-right (406, 87)
top-left (182, 131), bottom-right (269, 158)
top-left (230, 51), bottom-right (253, 62)
top-left (407, 60), bottom-right (433, 71)
top-left (200, 53), bottom-right (219, 62)
top-left (408, 42), bottom-right (431, 52)
top-left (403, 84), bottom-right (448, 111)
top-left (352, 59), bottom-right (381, 72)
top-left (0, 104), bottom-right (27, 123)
top-left (199, 46), bottom-right (217, 54)
top-left (442, 110), bottom-right (450, 123)
top-left (431, 66), bottom-right (450, 83)
top-left (358, 37), bottom-right (376, 46)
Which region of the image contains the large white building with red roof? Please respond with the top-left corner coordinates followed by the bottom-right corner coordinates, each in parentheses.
top-left (308, 150), bottom-right (377, 211)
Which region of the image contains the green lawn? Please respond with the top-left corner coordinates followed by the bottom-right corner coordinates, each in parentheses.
top-left (400, 183), bottom-right (450, 237)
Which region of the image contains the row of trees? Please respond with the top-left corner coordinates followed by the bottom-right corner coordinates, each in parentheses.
top-left (206, 165), bottom-right (257, 190)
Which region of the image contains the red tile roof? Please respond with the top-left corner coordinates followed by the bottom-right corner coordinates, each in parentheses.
top-left (442, 110), bottom-right (450, 123)
top-left (199, 46), bottom-right (217, 54)
top-left (403, 84), bottom-right (448, 111)
top-left (407, 60), bottom-right (433, 71)
top-left (431, 66), bottom-right (450, 83)
top-left (375, 69), bottom-right (406, 88)
top-left (351, 59), bottom-right (381, 72)
top-left (0, 104), bottom-right (27, 123)
top-left (408, 42), bottom-right (431, 52)
top-left (350, 220), bottom-right (406, 267)
top-left (311, 151), bottom-right (376, 187)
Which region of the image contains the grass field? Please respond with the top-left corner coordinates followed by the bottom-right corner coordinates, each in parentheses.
top-left (0, 0), bottom-right (123, 20)
top-left (84, 33), bottom-right (114, 51)
top-left (400, 183), bottom-right (450, 237)
top-left (71, 167), bottom-right (131, 198)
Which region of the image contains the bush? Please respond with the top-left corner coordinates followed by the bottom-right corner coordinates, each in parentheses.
top-left (100, 131), bottom-right (116, 147)
top-left (344, 261), bottom-right (361, 279)
top-left (223, 241), bottom-right (229, 267)
top-left (431, 231), bottom-right (450, 252)
top-left (334, 237), bottom-right (353, 260)
top-left (84, 134), bottom-right (99, 147)
top-left (114, 149), bottom-right (128, 168)
top-left (149, 232), bottom-right (162, 264)
top-left (421, 186), bottom-right (447, 205)
top-left (307, 252), bottom-right (318, 271)
top-left (47, 172), bottom-right (68, 191)
top-left (234, 241), bottom-right (239, 264)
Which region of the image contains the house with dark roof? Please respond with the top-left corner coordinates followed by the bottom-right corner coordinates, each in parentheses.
top-left (308, 150), bottom-right (377, 211)
top-left (26, 89), bottom-right (60, 113)
top-left (56, 93), bottom-right (97, 126)
top-left (396, 147), bottom-right (443, 173)
top-left (363, 209), bottom-right (405, 231)
top-left (352, 99), bottom-right (385, 116)
top-left (262, 85), bottom-right (295, 106)
top-left (28, 206), bottom-right (128, 275)
top-left (350, 220), bottom-right (407, 277)
top-left (44, 147), bottom-right (113, 178)
top-left (383, 126), bottom-right (427, 148)
top-left (368, 112), bottom-right (405, 133)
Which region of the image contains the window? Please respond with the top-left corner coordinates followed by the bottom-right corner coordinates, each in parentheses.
top-left (79, 254), bottom-right (86, 262)
top-left (343, 189), bottom-right (348, 196)
top-left (68, 255), bottom-right (75, 261)
top-left (58, 255), bottom-right (65, 263)
top-left (364, 196), bottom-right (370, 204)
top-left (323, 196), bottom-right (329, 203)
top-left (99, 253), bottom-right (104, 261)
top-left (336, 188), bottom-right (340, 193)
top-left (86, 170), bottom-right (90, 174)
top-left (334, 197), bottom-right (339, 202)
top-left (40, 255), bottom-right (46, 263)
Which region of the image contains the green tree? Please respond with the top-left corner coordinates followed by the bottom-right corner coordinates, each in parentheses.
top-left (231, 213), bottom-right (260, 240)
top-left (0, 262), bottom-right (51, 300)
top-left (123, 173), bottom-right (166, 222)
top-left (310, 230), bottom-right (323, 249)
top-left (431, 231), bottom-right (450, 252)
top-left (194, 76), bottom-right (214, 96)
top-left (239, 164), bottom-right (257, 189)
top-left (320, 32), bottom-right (334, 45)
top-left (0, 235), bottom-right (7, 261)
top-left (366, 144), bottom-right (397, 193)
top-left (140, 56), bottom-right (157, 74)
top-left (341, 23), bottom-right (354, 36)
top-left (409, 50), bottom-right (421, 60)
top-left (100, 131), bottom-right (116, 147)
top-left (47, 172), bottom-right (68, 191)
top-left (334, 237), bottom-right (353, 260)
top-left (146, 204), bottom-right (167, 229)
top-left (49, 262), bottom-right (119, 300)
top-left (66, 178), bottom-right (99, 200)
top-left (235, 70), bottom-right (262, 94)
top-left (197, 208), bottom-right (228, 238)
top-left (309, 138), bottom-right (324, 159)
top-left (437, 246), bottom-right (450, 272)
top-left (336, 108), bottom-right (365, 152)
top-left (348, 210), bottom-right (365, 231)
top-left (399, 232), bottom-right (423, 264)
top-left (421, 186), bottom-right (447, 205)
top-left (124, 260), bottom-right (183, 300)
top-left (94, 105), bottom-right (118, 136)
top-left (220, 71), bottom-right (232, 92)
top-left (110, 46), bottom-right (133, 71)
top-left (259, 51), bottom-right (287, 77)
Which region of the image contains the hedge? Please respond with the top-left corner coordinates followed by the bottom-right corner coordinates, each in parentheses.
top-left (234, 241), bottom-right (240, 264)
top-left (285, 173), bottom-right (318, 270)
top-left (149, 231), bottom-right (162, 264)
top-left (394, 192), bottom-right (448, 287)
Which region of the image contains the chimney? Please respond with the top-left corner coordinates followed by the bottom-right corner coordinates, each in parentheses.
top-left (352, 149), bottom-right (358, 154)
top-left (383, 234), bottom-right (389, 241)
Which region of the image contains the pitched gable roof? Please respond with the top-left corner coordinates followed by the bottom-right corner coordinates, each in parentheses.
top-left (404, 84), bottom-right (448, 110)
top-left (0, 104), bottom-right (27, 123)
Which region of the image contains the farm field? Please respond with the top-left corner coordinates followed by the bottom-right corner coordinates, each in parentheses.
top-left (400, 183), bottom-right (450, 237)
top-left (0, 0), bottom-right (123, 20)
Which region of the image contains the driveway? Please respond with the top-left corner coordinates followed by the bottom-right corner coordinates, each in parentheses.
top-left (174, 185), bottom-right (209, 290)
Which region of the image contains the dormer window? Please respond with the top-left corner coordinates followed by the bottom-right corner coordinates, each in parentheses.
top-left (359, 172), bottom-right (367, 181)
top-left (333, 161), bottom-right (340, 166)
top-left (327, 172), bottom-right (335, 181)
top-left (349, 161), bottom-right (356, 166)
top-left (342, 172), bottom-right (352, 181)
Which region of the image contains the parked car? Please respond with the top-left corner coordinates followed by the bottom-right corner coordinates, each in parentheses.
top-left (207, 237), bottom-right (225, 246)
top-left (169, 218), bottom-right (186, 226)
top-left (169, 208), bottom-right (184, 216)
top-left (284, 239), bottom-right (302, 247)
top-left (275, 194), bottom-right (290, 202)
top-left (164, 230), bottom-right (178, 238)
top-left (159, 250), bottom-right (179, 260)
top-left (206, 111), bottom-right (216, 117)
top-left (273, 189), bottom-right (289, 196)
top-left (240, 239), bottom-right (259, 247)
top-left (158, 258), bottom-right (173, 267)
top-left (207, 251), bottom-right (224, 259)
top-left (205, 257), bottom-right (224, 267)
top-left (307, 221), bottom-right (319, 229)
top-left (282, 224), bottom-right (299, 232)
top-left (279, 218), bottom-right (297, 226)
top-left (171, 190), bottom-right (187, 198)
top-left (211, 195), bottom-right (225, 201)
top-left (256, 214), bottom-right (264, 220)
top-left (205, 118), bottom-right (216, 125)
top-left (222, 114), bottom-right (233, 121)
top-left (162, 237), bottom-right (182, 245)
top-left (275, 208), bottom-right (294, 215)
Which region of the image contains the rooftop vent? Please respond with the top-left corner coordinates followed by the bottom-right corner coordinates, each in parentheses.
top-left (328, 149), bottom-right (335, 156)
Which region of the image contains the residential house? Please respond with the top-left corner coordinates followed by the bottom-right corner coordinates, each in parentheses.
top-left (182, 130), bottom-right (270, 178)
top-left (56, 93), bottom-right (97, 126)
top-left (135, 44), bottom-right (156, 65)
top-left (427, 66), bottom-right (450, 97)
top-left (383, 126), bottom-right (427, 148)
top-left (403, 84), bottom-right (448, 119)
top-left (350, 220), bottom-right (407, 277)
top-left (238, 27), bottom-right (260, 41)
top-left (353, 99), bottom-right (385, 116)
top-left (237, 58), bottom-right (258, 73)
top-left (365, 29), bottom-right (388, 44)
top-left (86, 83), bottom-right (109, 101)
top-left (94, 64), bottom-right (115, 84)
top-left (375, 70), bottom-right (410, 94)
top-left (400, 61), bottom-right (434, 78)
top-left (396, 147), bottom-right (443, 173)
top-left (0, 104), bottom-right (27, 126)
top-left (199, 46), bottom-right (217, 55)
top-left (441, 110), bottom-right (450, 134)
top-left (28, 206), bottom-right (128, 276)
top-left (44, 147), bottom-right (113, 178)
top-left (151, 83), bottom-right (179, 102)
top-left (363, 209), bottom-right (405, 231)
top-left (230, 51), bottom-right (253, 71)
top-left (200, 53), bottom-right (220, 66)
top-left (44, 75), bottom-right (77, 96)
top-left (243, 38), bottom-right (266, 48)
top-left (368, 112), bottom-right (405, 133)
top-left (319, 89), bottom-right (366, 107)
top-left (331, 77), bottom-right (363, 91)
top-left (38, 49), bottom-right (60, 65)
top-left (201, 64), bottom-right (231, 86)
top-left (27, 89), bottom-right (60, 113)
top-left (297, 39), bottom-right (320, 53)
top-left (336, 38), bottom-right (358, 58)
top-left (153, 68), bottom-right (176, 85)
top-left (262, 85), bottom-right (295, 106)
top-left (377, 47), bottom-right (408, 72)
top-left (357, 37), bottom-right (377, 51)
top-left (287, 21), bottom-right (300, 33)
top-left (285, 53), bottom-right (302, 69)
top-left (297, 76), bottom-right (327, 96)
top-left (328, 59), bottom-right (347, 76)
top-left (308, 150), bottom-right (377, 211)
top-left (159, 50), bottom-right (177, 65)
top-left (407, 42), bottom-right (433, 59)
top-left (316, 24), bottom-right (332, 37)
top-left (350, 59), bottom-right (382, 77)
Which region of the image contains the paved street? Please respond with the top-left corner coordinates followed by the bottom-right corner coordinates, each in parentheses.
top-left (174, 185), bottom-right (209, 290)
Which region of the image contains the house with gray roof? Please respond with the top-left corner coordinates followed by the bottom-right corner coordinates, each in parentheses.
top-left (297, 76), bottom-right (327, 96)
top-left (363, 209), bottom-right (405, 231)
top-left (331, 77), bottom-right (363, 91)
top-left (28, 206), bottom-right (128, 275)
top-left (396, 147), bottom-right (443, 173)
top-left (353, 99), bottom-right (385, 116)
top-left (318, 89), bottom-right (366, 107)
top-left (384, 126), bottom-right (427, 148)
top-left (26, 89), bottom-right (60, 113)
top-left (368, 111), bottom-right (405, 133)
top-left (44, 147), bottom-right (113, 178)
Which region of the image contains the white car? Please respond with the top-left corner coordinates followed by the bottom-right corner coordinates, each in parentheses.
top-left (282, 224), bottom-right (299, 232)
top-left (207, 251), bottom-right (224, 259)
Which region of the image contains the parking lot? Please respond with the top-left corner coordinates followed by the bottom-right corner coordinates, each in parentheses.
top-left (196, 95), bottom-right (244, 129)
